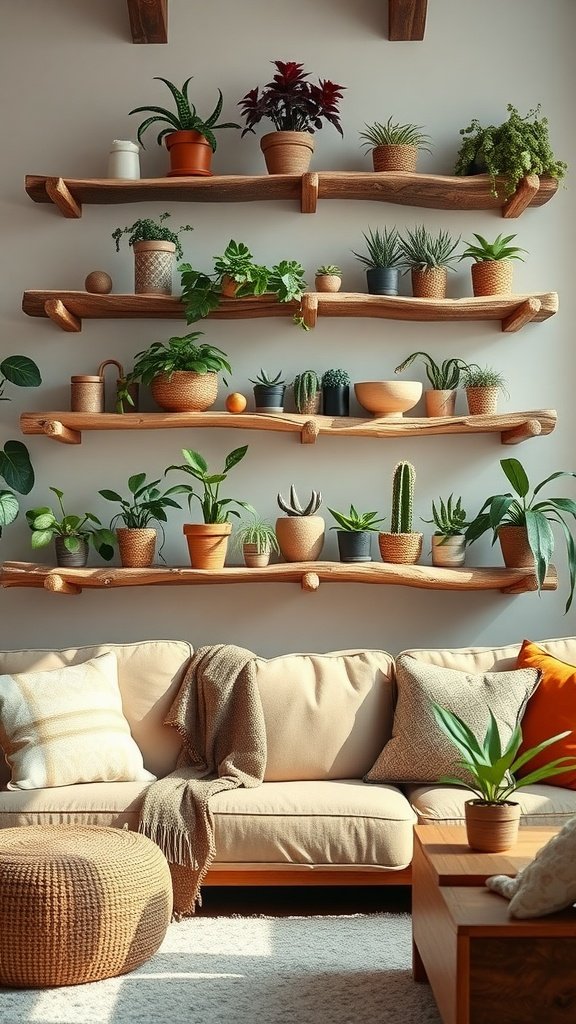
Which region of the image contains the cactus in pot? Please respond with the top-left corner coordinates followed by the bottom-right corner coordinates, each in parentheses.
top-left (276, 485), bottom-right (325, 562)
top-left (378, 460), bottom-right (423, 564)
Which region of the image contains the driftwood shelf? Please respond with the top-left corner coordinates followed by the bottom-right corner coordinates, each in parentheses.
top-left (21, 290), bottom-right (559, 333)
top-left (24, 173), bottom-right (558, 218)
top-left (19, 410), bottom-right (558, 447)
top-left (0, 561), bottom-right (558, 597)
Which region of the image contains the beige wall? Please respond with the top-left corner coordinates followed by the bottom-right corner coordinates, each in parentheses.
top-left (1, 0), bottom-right (575, 655)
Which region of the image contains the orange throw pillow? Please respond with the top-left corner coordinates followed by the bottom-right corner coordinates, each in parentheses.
top-left (516, 639), bottom-right (576, 788)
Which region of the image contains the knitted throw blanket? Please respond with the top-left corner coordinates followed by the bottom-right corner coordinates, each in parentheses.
top-left (137, 643), bottom-right (266, 915)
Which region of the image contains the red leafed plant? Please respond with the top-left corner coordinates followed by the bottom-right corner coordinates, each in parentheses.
top-left (238, 60), bottom-right (345, 137)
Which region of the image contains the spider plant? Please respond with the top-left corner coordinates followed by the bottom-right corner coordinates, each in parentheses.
top-left (358, 118), bottom-right (432, 154)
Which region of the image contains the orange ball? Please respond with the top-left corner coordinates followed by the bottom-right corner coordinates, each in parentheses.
top-left (226, 392), bottom-right (247, 414)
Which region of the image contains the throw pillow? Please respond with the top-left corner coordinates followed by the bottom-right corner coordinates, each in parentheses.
top-left (0, 651), bottom-right (155, 790)
top-left (486, 816), bottom-right (576, 918)
top-left (364, 654), bottom-right (540, 785)
top-left (516, 639), bottom-right (576, 788)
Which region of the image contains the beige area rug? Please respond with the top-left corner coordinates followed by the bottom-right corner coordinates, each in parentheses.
top-left (0, 912), bottom-right (441, 1024)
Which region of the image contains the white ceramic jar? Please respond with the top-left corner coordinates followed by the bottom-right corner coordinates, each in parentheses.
top-left (107, 140), bottom-right (140, 179)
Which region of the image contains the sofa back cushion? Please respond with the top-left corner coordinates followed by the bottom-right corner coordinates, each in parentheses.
top-left (400, 636), bottom-right (576, 674)
top-left (0, 640), bottom-right (192, 786)
top-left (254, 649), bottom-right (395, 781)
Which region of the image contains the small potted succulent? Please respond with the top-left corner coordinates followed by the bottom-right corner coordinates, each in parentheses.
top-left (238, 59), bottom-right (345, 174)
top-left (378, 460), bottom-right (422, 565)
top-left (276, 485), bottom-right (324, 562)
top-left (327, 504), bottom-right (385, 563)
top-left (126, 331), bottom-right (232, 412)
top-left (129, 75), bottom-right (240, 176)
top-left (460, 363), bottom-right (508, 416)
top-left (292, 370), bottom-right (321, 414)
top-left (112, 213), bottom-right (193, 295)
top-left (315, 264), bottom-right (342, 292)
top-left (358, 118), bottom-right (432, 172)
top-left (321, 368), bottom-right (350, 417)
top-left (25, 487), bottom-right (116, 568)
top-left (0, 354), bottom-right (41, 535)
top-left (249, 369), bottom-right (286, 412)
top-left (397, 225), bottom-right (461, 299)
top-left (458, 232), bottom-right (527, 296)
top-left (233, 513), bottom-right (280, 567)
top-left (352, 226), bottom-right (403, 296)
top-left (394, 351), bottom-right (467, 417)
top-left (99, 473), bottom-right (182, 568)
top-left (422, 494), bottom-right (468, 568)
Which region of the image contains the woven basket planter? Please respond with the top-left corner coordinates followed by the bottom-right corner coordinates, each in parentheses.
top-left (117, 527), bottom-right (157, 568)
top-left (471, 260), bottom-right (514, 296)
top-left (411, 267), bottom-right (448, 299)
top-left (465, 386), bottom-right (500, 416)
top-left (498, 525), bottom-right (534, 569)
top-left (133, 241), bottom-right (176, 295)
top-left (465, 800), bottom-right (521, 853)
top-left (260, 131), bottom-right (314, 174)
top-left (372, 144), bottom-right (418, 172)
top-left (378, 531), bottom-right (423, 564)
top-left (151, 370), bottom-right (218, 412)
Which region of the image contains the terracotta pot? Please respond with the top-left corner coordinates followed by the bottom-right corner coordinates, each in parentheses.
top-left (133, 240), bottom-right (175, 295)
top-left (275, 516), bottom-right (325, 562)
top-left (498, 525), bottom-right (534, 569)
top-left (372, 144), bottom-right (418, 172)
top-left (220, 275), bottom-right (239, 298)
top-left (54, 536), bottom-right (89, 568)
top-left (183, 523), bottom-right (232, 569)
top-left (431, 534), bottom-right (466, 568)
top-left (464, 800), bottom-right (521, 853)
top-left (465, 387), bottom-right (500, 416)
top-left (164, 130), bottom-right (213, 177)
top-left (378, 532), bottom-right (423, 564)
top-left (314, 275), bottom-right (341, 293)
top-left (471, 260), bottom-right (514, 296)
top-left (150, 371), bottom-right (218, 412)
top-left (260, 131), bottom-right (314, 174)
top-left (425, 389), bottom-right (457, 417)
top-left (117, 528), bottom-right (156, 568)
top-left (411, 267), bottom-right (448, 299)
top-left (243, 543), bottom-right (271, 568)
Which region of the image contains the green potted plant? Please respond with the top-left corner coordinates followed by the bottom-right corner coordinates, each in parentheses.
top-left (454, 103), bottom-right (568, 199)
top-left (292, 370), bottom-right (321, 414)
top-left (249, 369), bottom-right (286, 412)
top-left (397, 225), bottom-right (461, 298)
top-left (431, 703), bottom-right (576, 851)
top-left (99, 473), bottom-right (182, 568)
top-left (464, 457), bottom-right (576, 613)
top-left (458, 232), bottom-right (527, 297)
top-left (233, 513), bottom-right (280, 568)
top-left (315, 264), bottom-right (342, 293)
top-left (352, 226), bottom-right (403, 295)
top-left (276, 485), bottom-right (324, 562)
top-left (165, 445), bottom-right (254, 569)
top-left (460, 363), bottom-right (508, 415)
top-left (0, 354), bottom-right (41, 535)
top-left (238, 59), bottom-right (345, 174)
top-left (321, 368), bottom-right (350, 417)
top-left (112, 213), bottom-right (194, 295)
top-left (378, 460), bottom-right (422, 564)
top-left (358, 117), bottom-right (432, 172)
top-left (213, 239), bottom-right (270, 298)
top-left (422, 494), bottom-right (468, 568)
top-left (129, 75), bottom-right (240, 176)
top-left (25, 487), bottom-right (116, 568)
top-left (394, 351), bottom-right (467, 417)
top-left (126, 331), bottom-right (232, 412)
top-left (327, 504), bottom-right (385, 563)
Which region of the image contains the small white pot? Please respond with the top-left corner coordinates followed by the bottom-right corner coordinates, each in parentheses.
top-left (431, 534), bottom-right (466, 568)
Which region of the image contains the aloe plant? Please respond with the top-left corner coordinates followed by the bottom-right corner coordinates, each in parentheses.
top-left (423, 495), bottom-right (468, 537)
top-left (459, 232), bottom-right (527, 263)
top-left (352, 226), bottom-right (402, 269)
top-left (398, 225), bottom-right (461, 271)
top-left (129, 76), bottom-right (240, 151)
top-left (394, 352), bottom-right (467, 390)
top-left (328, 505), bottom-right (385, 533)
top-left (277, 486), bottom-right (322, 516)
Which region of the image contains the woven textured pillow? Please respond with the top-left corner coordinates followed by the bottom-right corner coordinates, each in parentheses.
top-left (486, 816), bottom-right (576, 917)
top-left (516, 639), bottom-right (576, 788)
top-left (364, 653), bottom-right (540, 784)
top-left (0, 651), bottom-right (155, 790)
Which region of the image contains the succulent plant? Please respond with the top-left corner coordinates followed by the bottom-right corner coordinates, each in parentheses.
top-left (352, 226), bottom-right (403, 269)
top-left (390, 460), bottom-right (416, 534)
top-left (321, 368), bottom-right (351, 388)
top-left (277, 485), bottom-right (323, 517)
top-left (293, 370), bottom-right (321, 411)
top-left (358, 118), bottom-right (432, 154)
top-left (422, 494), bottom-right (468, 537)
top-left (250, 369), bottom-right (285, 387)
top-left (316, 264), bottom-right (342, 276)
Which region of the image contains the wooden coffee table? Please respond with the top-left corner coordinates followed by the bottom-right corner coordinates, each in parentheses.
top-left (412, 824), bottom-right (576, 1024)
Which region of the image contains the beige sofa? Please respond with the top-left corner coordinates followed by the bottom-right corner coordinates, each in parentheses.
top-left (1, 637), bottom-right (575, 887)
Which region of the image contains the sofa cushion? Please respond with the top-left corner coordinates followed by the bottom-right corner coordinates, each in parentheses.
top-left (486, 816), bottom-right (576, 918)
top-left (0, 780), bottom-right (152, 829)
top-left (254, 650), bottom-right (395, 781)
top-left (516, 639), bottom-right (576, 789)
top-left (0, 639), bottom-right (193, 787)
top-left (400, 635), bottom-right (576, 674)
top-left (0, 652), bottom-right (155, 790)
top-left (364, 654), bottom-right (539, 785)
top-left (407, 782), bottom-right (576, 828)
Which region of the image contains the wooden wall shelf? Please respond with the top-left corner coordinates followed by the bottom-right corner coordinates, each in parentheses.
top-left (19, 410), bottom-right (557, 448)
top-left (21, 290), bottom-right (559, 333)
top-left (25, 173), bottom-right (558, 219)
top-left (389, 0), bottom-right (428, 40)
top-left (127, 0), bottom-right (167, 43)
top-left (0, 561), bottom-right (557, 597)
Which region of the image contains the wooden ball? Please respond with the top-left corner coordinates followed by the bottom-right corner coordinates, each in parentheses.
top-left (85, 271), bottom-right (113, 294)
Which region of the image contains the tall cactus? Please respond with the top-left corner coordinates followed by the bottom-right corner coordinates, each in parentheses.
top-left (390, 460), bottom-right (415, 534)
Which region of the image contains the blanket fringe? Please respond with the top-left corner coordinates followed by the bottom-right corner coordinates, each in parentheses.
top-left (138, 822), bottom-right (196, 868)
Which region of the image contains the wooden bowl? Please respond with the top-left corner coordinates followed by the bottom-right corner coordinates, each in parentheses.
top-left (354, 380), bottom-right (422, 418)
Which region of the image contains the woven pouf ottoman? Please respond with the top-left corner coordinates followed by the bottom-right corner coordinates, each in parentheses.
top-left (0, 825), bottom-right (173, 988)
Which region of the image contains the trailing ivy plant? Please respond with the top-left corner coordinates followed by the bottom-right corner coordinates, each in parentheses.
top-left (454, 103), bottom-right (568, 199)
top-left (0, 355), bottom-right (42, 536)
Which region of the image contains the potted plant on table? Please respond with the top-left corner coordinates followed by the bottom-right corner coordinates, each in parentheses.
top-left (352, 226), bottom-right (403, 296)
top-left (276, 485), bottom-right (324, 562)
top-left (454, 103), bottom-right (568, 200)
top-left (249, 369), bottom-right (286, 412)
top-left (378, 460), bottom-right (422, 564)
top-left (25, 487), bottom-right (116, 568)
top-left (315, 265), bottom-right (342, 293)
top-left (464, 457), bottom-right (576, 613)
top-left (233, 513), bottom-right (280, 568)
top-left (99, 474), bottom-right (182, 567)
top-left (321, 368), bottom-right (350, 417)
top-left (292, 370), bottom-right (321, 414)
top-left (0, 354), bottom-right (41, 535)
top-left (327, 504), bottom-right (385, 563)
top-left (238, 59), bottom-right (345, 174)
top-left (112, 213), bottom-right (193, 295)
top-left (358, 117), bottom-right (432, 172)
top-left (394, 351), bottom-right (467, 417)
top-left (460, 363), bottom-right (508, 416)
top-left (422, 494), bottom-right (468, 568)
top-left (397, 225), bottom-right (461, 299)
top-left (165, 446), bottom-right (254, 569)
top-left (458, 232), bottom-right (527, 297)
top-left (129, 75), bottom-right (240, 176)
top-left (126, 331), bottom-right (231, 412)
top-left (431, 703), bottom-right (576, 852)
